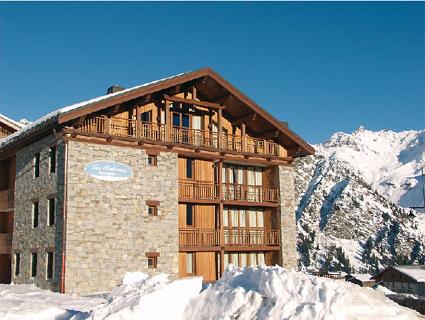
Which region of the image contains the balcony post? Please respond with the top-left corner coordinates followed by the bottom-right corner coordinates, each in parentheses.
top-left (241, 123), bottom-right (246, 153)
top-left (104, 116), bottom-right (111, 135)
top-left (217, 108), bottom-right (223, 149)
top-left (217, 160), bottom-right (225, 275)
top-left (165, 99), bottom-right (170, 142)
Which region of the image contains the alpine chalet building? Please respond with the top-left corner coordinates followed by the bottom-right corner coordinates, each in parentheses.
top-left (0, 68), bottom-right (314, 294)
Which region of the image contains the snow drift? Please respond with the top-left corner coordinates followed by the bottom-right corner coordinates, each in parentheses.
top-left (0, 266), bottom-right (422, 320)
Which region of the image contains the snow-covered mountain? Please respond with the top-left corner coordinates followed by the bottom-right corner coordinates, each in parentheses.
top-left (295, 127), bottom-right (425, 274)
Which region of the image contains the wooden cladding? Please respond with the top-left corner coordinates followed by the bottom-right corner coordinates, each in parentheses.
top-left (73, 118), bottom-right (280, 157)
top-left (179, 228), bottom-right (280, 248)
top-left (0, 188), bottom-right (14, 211)
top-left (178, 180), bottom-right (279, 203)
top-left (0, 233), bottom-right (12, 254)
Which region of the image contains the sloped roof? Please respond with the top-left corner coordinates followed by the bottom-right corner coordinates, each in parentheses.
top-left (0, 113), bottom-right (24, 131)
top-left (0, 68), bottom-right (314, 156)
top-left (372, 265), bottom-right (425, 283)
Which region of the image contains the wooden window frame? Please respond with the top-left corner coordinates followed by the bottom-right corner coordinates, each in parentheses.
top-left (145, 252), bottom-right (160, 269)
top-left (47, 197), bottom-right (55, 226)
top-left (49, 146), bottom-right (56, 174)
top-left (146, 200), bottom-right (159, 217)
top-left (34, 153), bottom-right (40, 178)
top-left (147, 154), bottom-right (158, 166)
top-left (32, 201), bottom-right (39, 229)
top-left (46, 251), bottom-right (54, 280)
top-left (185, 252), bottom-right (195, 276)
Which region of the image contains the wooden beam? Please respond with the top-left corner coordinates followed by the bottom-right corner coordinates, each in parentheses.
top-left (72, 116), bottom-right (87, 128)
top-left (218, 108), bottom-right (223, 149)
top-left (258, 128), bottom-right (280, 138)
top-left (234, 112), bottom-right (257, 125)
top-left (164, 95), bottom-right (224, 110)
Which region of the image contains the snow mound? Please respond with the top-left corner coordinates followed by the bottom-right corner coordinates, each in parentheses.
top-left (183, 265), bottom-right (422, 320)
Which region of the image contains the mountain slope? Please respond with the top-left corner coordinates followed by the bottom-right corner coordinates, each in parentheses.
top-left (295, 128), bottom-right (425, 273)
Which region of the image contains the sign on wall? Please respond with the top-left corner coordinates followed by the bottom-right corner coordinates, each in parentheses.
top-left (84, 160), bottom-right (133, 181)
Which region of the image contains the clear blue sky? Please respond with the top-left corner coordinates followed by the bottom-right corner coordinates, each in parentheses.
top-left (0, 2), bottom-right (424, 144)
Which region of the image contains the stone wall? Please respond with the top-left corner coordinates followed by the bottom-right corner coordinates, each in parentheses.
top-left (278, 165), bottom-right (298, 270)
top-left (12, 135), bottom-right (65, 291)
top-left (65, 141), bottom-right (179, 295)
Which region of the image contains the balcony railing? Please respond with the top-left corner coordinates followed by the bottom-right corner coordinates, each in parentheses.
top-left (0, 233), bottom-right (12, 254)
top-left (74, 118), bottom-right (280, 157)
top-left (179, 228), bottom-right (280, 248)
top-left (179, 179), bottom-right (219, 200)
top-left (0, 188), bottom-right (14, 211)
top-left (179, 228), bottom-right (220, 247)
top-left (223, 183), bottom-right (279, 203)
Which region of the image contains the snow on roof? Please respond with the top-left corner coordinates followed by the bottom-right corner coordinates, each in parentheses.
top-left (394, 265), bottom-right (425, 283)
top-left (0, 113), bottom-right (23, 130)
top-left (0, 72), bottom-right (186, 151)
top-left (348, 274), bottom-right (373, 282)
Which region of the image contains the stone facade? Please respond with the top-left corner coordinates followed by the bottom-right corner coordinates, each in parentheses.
top-left (278, 165), bottom-right (297, 270)
top-left (65, 141), bottom-right (179, 294)
top-left (12, 135), bottom-right (65, 291)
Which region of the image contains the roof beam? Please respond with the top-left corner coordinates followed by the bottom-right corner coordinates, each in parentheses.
top-left (234, 112), bottom-right (257, 126)
top-left (258, 128), bottom-right (280, 139)
top-left (163, 95), bottom-right (224, 110)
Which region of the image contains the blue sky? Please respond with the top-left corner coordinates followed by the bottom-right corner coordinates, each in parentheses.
top-left (0, 2), bottom-right (423, 144)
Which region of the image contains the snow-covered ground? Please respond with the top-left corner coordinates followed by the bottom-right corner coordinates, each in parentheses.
top-left (0, 266), bottom-right (422, 320)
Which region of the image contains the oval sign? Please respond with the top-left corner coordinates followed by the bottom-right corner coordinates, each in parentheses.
top-left (84, 160), bottom-right (133, 181)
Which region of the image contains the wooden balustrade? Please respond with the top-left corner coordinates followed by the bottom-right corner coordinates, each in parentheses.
top-left (224, 228), bottom-right (280, 246)
top-left (0, 188), bottom-right (14, 211)
top-left (0, 127), bottom-right (13, 138)
top-left (179, 228), bottom-right (280, 248)
top-left (0, 233), bottom-right (12, 254)
top-left (222, 183), bottom-right (279, 203)
top-left (179, 179), bottom-right (219, 200)
top-left (179, 228), bottom-right (220, 247)
top-left (74, 117), bottom-right (280, 157)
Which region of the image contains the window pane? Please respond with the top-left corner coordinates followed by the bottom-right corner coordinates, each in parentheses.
top-left (31, 253), bottom-right (37, 277)
top-left (173, 113), bottom-right (180, 127)
top-left (34, 153), bottom-right (40, 177)
top-left (48, 199), bottom-right (55, 226)
top-left (33, 202), bottom-right (39, 228)
top-left (46, 252), bottom-right (54, 279)
top-left (49, 147), bottom-right (56, 173)
top-left (257, 210), bottom-right (264, 227)
top-left (186, 253), bottom-right (193, 274)
top-left (231, 209), bottom-right (238, 227)
top-left (186, 158), bottom-right (193, 179)
top-left (250, 253), bottom-right (257, 266)
top-left (249, 210), bottom-right (256, 227)
top-left (14, 253), bottom-right (20, 276)
top-left (239, 210), bottom-right (246, 227)
top-left (240, 253), bottom-right (247, 267)
top-left (186, 205), bottom-right (193, 226)
top-left (224, 253), bottom-right (229, 268)
top-left (182, 114), bottom-right (190, 128)
top-left (258, 253), bottom-right (265, 265)
top-left (223, 208), bottom-right (228, 227)
top-left (231, 253), bottom-right (239, 267)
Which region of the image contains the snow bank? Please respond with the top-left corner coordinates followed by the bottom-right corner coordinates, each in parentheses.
top-left (0, 268), bottom-right (422, 320)
top-left (0, 283), bottom-right (103, 320)
top-left (183, 265), bottom-right (422, 320)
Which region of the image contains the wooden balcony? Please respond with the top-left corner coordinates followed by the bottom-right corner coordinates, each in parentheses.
top-left (0, 233), bottom-right (12, 254)
top-left (222, 183), bottom-right (279, 203)
top-left (74, 118), bottom-right (280, 157)
top-left (179, 179), bottom-right (219, 200)
top-left (179, 228), bottom-right (280, 248)
top-left (0, 188), bottom-right (14, 211)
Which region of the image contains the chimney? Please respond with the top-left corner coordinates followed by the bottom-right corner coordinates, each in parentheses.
top-left (106, 85), bottom-right (125, 95)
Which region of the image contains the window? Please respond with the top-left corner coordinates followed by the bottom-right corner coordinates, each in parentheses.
top-left (172, 112), bottom-right (190, 128)
top-left (147, 155), bottom-right (157, 166)
top-left (34, 153), bottom-right (40, 178)
top-left (31, 252), bottom-right (37, 277)
top-left (172, 112), bottom-right (181, 127)
top-left (32, 201), bottom-right (39, 228)
top-left (186, 253), bottom-right (195, 275)
top-left (186, 158), bottom-right (193, 179)
top-left (186, 204), bottom-right (193, 226)
top-left (46, 252), bottom-right (54, 279)
top-left (148, 205), bottom-right (157, 216)
top-left (14, 253), bottom-right (20, 277)
top-left (47, 198), bottom-right (55, 226)
top-left (145, 252), bottom-right (159, 269)
top-left (141, 111), bottom-right (152, 123)
top-left (49, 146), bottom-right (56, 174)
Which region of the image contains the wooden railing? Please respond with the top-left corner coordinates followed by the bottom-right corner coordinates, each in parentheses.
top-left (179, 228), bottom-right (220, 247)
top-left (0, 127), bottom-right (13, 138)
top-left (179, 179), bottom-right (219, 200)
top-left (224, 228), bottom-right (280, 246)
top-left (0, 188), bottom-right (14, 211)
top-left (0, 233), bottom-right (12, 254)
top-left (222, 183), bottom-right (279, 202)
top-left (179, 228), bottom-right (280, 247)
top-left (74, 117), bottom-right (280, 157)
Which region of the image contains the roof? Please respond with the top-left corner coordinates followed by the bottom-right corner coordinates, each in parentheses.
top-left (347, 274), bottom-right (373, 282)
top-left (0, 114), bottom-right (24, 131)
top-left (372, 265), bottom-right (425, 283)
top-left (0, 68), bottom-right (314, 156)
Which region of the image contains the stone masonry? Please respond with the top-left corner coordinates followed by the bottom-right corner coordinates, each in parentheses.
top-left (65, 141), bottom-right (179, 295)
top-left (278, 165), bottom-right (298, 269)
top-left (12, 135), bottom-right (65, 291)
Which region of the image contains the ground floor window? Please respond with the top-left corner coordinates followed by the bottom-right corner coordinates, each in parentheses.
top-left (31, 252), bottom-right (37, 277)
top-left (186, 252), bottom-right (195, 275)
top-left (145, 252), bottom-right (159, 269)
top-left (14, 253), bottom-right (20, 276)
top-left (46, 252), bottom-right (54, 279)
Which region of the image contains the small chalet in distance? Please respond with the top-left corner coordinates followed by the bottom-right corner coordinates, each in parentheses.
top-left (0, 68), bottom-right (314, 295)
top-left (372, 265), bottom-right (425, 296)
